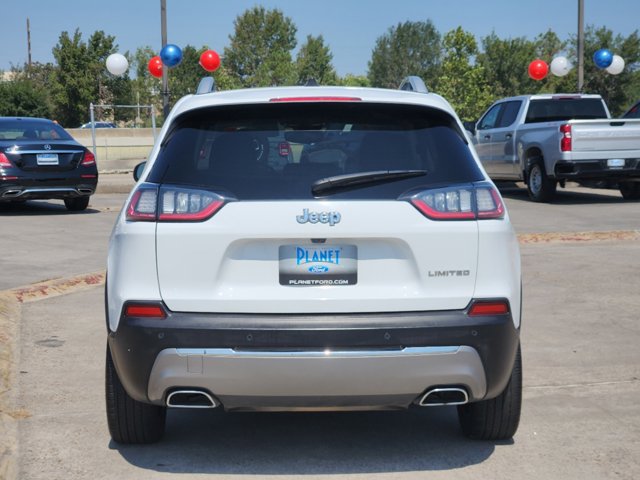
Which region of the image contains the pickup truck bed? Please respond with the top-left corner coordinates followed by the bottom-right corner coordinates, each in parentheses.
top-left (470, 94), bottom-right (640, 201)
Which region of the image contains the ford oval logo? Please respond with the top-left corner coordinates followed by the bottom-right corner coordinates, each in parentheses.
top-left (308, 265), bottom-right (329, 273)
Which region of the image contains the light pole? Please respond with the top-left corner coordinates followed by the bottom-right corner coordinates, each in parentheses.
top-left (577, 0), bottom-right (584, 92)
top-left (161, 0), bottom-right (169, 118)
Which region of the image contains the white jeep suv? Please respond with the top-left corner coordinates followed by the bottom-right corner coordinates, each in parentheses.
top-left (105, 78), bottom-right (522, 443)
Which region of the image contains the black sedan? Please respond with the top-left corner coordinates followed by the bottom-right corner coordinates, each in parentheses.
top-left (0, 117), bottom-right (98, 211)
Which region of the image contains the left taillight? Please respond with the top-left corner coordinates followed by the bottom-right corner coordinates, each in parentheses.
top-left (409, 183), bottom-right (504, 220)
top-left (81, 150), bottom-right (96, 166)
top-left (0, 152), bottom-right (13, 168)
top-left (126, 184), bottom-right (225, 222)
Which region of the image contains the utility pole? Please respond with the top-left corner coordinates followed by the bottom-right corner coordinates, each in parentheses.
top-left (26, 18), bottom-right (32, 70)
top-left (161, 0), bottom-right (169, 118)
top-left (577, 0), bottom-right (584, 92)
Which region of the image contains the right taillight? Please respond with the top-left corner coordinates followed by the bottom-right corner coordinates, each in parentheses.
top-left (468, 300), bottom-right (510, 316)
top-left (560, 124), bottom-right (572, 152)
top-left (81, 151), bottom-right (96, 166)
top-left (126, 184), bottom-right (226, 222)
top-left (410, 183), bottom-right (504, 220)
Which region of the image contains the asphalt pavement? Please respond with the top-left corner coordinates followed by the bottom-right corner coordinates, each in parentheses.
top-left (1, 176), bottom-right (639, 479)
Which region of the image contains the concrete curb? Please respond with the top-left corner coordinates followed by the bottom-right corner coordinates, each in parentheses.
top-left (517, 230), bottom-right (640, 244)
top-left (9, 272), bottom-right (105, 304)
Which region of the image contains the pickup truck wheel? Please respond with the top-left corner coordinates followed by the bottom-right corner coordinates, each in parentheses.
top-left (457, 345), bottom-right (522, 440)
top-left (105, 345), bottom-right (166, 444)
top-left (527, 160), bottom-right (556, 202)
top-left (619, 182), bottom-right (640, 200)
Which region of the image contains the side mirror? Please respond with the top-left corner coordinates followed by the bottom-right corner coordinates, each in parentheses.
top-left (133, 161), bottom-right (146, 182)
top-left (462, 121), bottom-right (477, 135)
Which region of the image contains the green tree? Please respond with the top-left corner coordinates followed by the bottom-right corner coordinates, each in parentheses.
top-left (477, 33), bottom-right (538, 98)
top-left (0, 62), bottom-right (57, 118)
top-left (535, 30), bottom-right (566, 60)
top-left (168, 45), bottom-right (204, 99)
top-left (168, 46), bottom-right (241, 98)
top-left (224, 7), bottom-right (297, 87)
top-left (368, 20), bottom-right (441, 89)
top-left (337, 74), bottom-right (371, 87)
top-left (436, 27), bottom-right (493, 121)
top-left (295, 35), bottom-right (337, 85)
top-left (131, 46), bottom-right (160, 126)
top-left (0, 77), bottom-right (53, 117)
top-left (51, 29), bottom-right (133, 127)
top-left (533, 30), bottom-right (569, 94)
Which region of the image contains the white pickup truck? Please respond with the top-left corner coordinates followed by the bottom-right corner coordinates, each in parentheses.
top-left (467, 94), bottom-right (640, 201)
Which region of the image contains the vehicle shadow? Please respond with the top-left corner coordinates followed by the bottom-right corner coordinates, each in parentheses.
top-left (0, 200), bottom-right (100, 215)
top-left (496, 182), bottom-right (629, 205)
top-left (112, 408), bottom-right (504, 475)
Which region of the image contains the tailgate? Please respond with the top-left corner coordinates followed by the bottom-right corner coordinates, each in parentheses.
top-left (156, 201), bottom-right (479, 314)
top-left (570, 119), bottom-right (640, 153)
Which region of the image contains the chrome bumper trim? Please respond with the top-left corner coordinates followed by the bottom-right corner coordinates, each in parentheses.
top-left (147, 345), bottom-right (487, 410)
top-left (175, 345), bottom-right (460, 358)
top-left (1, 187), bottom-right (94, 198)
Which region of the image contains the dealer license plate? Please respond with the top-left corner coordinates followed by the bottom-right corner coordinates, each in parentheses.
top-left (279, 245), bottom-right (357, 286)
top-left (36, 153), bottom-right (59, 165)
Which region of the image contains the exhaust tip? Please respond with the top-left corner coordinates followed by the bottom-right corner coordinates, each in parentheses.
top-left (3, 189), bottom-right (23, 197)
top-left (166, 390), bottom-right (217, 409)
top-left (418, 387), bottom-right (469, 406)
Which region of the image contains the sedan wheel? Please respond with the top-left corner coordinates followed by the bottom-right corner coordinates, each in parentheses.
top-left (64, 196), bottom-right (90, 211)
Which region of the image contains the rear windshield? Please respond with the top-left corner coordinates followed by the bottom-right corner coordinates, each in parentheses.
top-left (0, 120), bottom-right (72, 141)
top-left (149, 102), bottom-right (483, 200)
top-left (525, 98), bottom-right (607, 123)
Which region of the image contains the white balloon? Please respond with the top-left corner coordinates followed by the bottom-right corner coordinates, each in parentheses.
top-left (606, 55), bottom-right (625, 75)
top-left (106, 53), bottom-right (129, 76)
top-left (550, 56), bottom-right (572, 77)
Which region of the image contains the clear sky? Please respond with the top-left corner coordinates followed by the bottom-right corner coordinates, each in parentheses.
top-left (2, 0), bottom-right (639, 76)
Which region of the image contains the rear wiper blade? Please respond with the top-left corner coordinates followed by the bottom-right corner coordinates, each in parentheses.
top-left (312, 170), bottom-right (427, 196)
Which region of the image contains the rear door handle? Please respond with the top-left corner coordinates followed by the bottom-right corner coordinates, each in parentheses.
top-left (483, 135), bottom-right (491, 140)
top-left (505, 134), bottom-right (512, 139)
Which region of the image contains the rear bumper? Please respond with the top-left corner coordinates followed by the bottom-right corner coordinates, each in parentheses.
top-left (553, 158), bottom-right (640, 180)
top-left (0, 175), bottom-right (97, 200)
top-left (108, 305), bottom-right (520, 410)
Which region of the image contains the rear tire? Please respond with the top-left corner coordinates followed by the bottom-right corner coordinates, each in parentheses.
top-left (526, 159), bottom-right (556, 202)
top-left (64, 196), bottom-right (90, 211)
top-left (619, 182), bottom-right (640, 200)
top-left (105, 345), bottom-right (166, 444)
top-left (457, 345), bottom-right (522, 440)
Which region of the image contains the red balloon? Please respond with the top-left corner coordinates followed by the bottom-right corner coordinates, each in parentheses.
top-left (148, 56), bottom-right (163, 78)
top-left (199, 50), bottom-right (221, 72)
top-left (528, 59), bottom-right (549, 81)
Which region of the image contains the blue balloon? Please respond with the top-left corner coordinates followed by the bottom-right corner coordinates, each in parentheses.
top-left (160, 44), bottom-right (183, 68)
top-left (593, 49), bottom-right (613, 69)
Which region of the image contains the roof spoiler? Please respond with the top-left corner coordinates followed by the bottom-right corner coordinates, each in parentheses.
top-left (398, 76), bottom-right (428, 94)
top-left (196, 77), bottom-right (217, 95)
